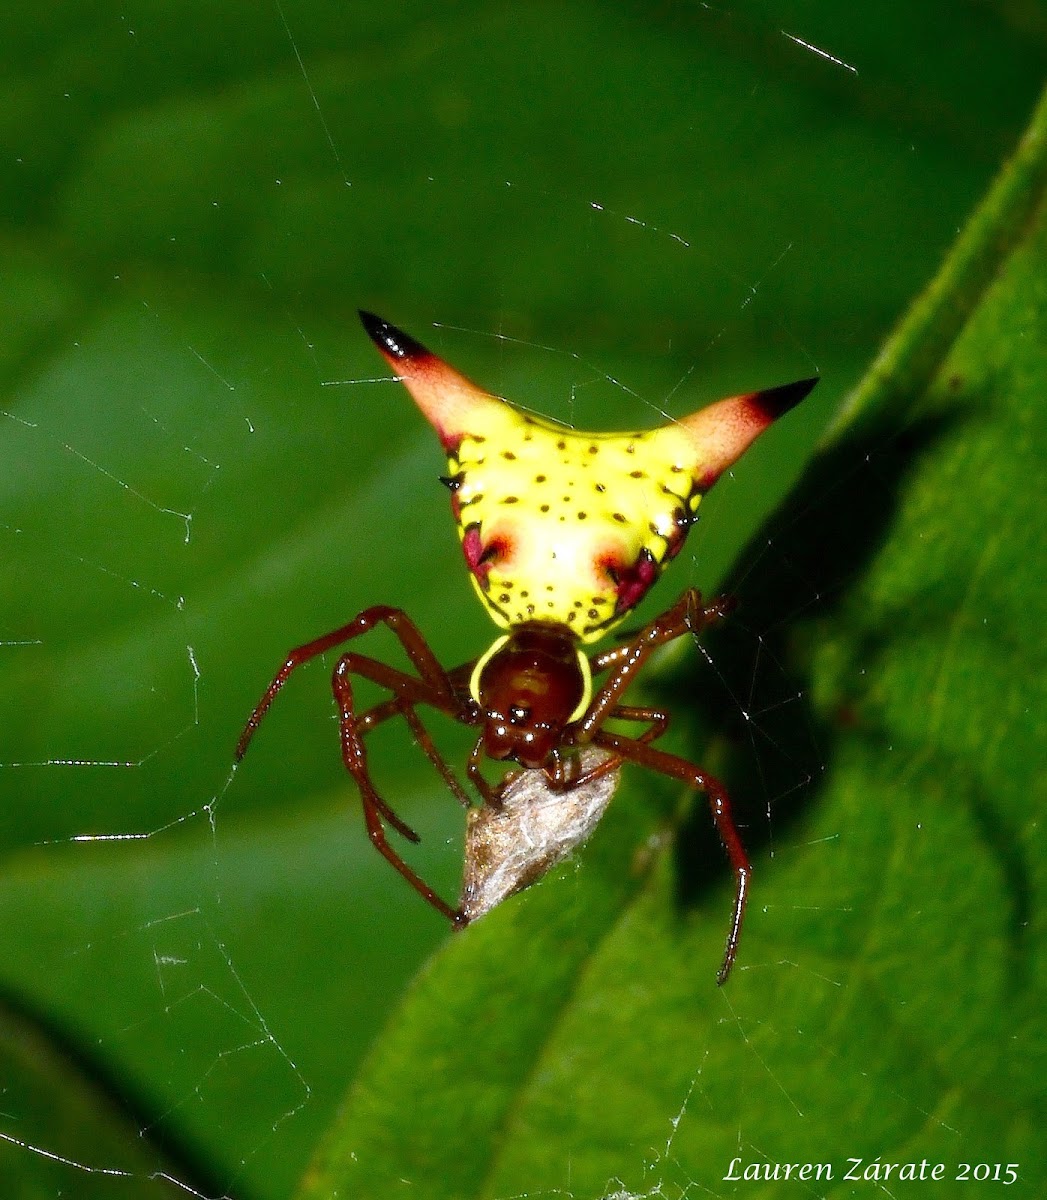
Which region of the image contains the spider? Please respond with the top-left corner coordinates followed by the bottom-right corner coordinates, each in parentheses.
top-left (236, 312), bottom-right (816, 983)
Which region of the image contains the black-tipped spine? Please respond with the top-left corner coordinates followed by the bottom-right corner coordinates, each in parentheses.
top-left (752, 376), bottom-right (819, 422)
top-left (358, 310), bottom-right (434, 364)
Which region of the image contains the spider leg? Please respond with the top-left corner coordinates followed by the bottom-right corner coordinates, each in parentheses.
top-left (466, 733), bottom-right (502, 807)
top-left (579, 589), bottom-right (732, 738)
top-left (357, 695), bottom-right (472, 809)
top-left (591, 729), bottom-right (749, 986)
top-left (572, 589), bottom-right (746, 981)
top-left (541, 705), bottom-right (665, 794)
top-left (604, 704), bottom-right (670, 745)
top-left (332, 651), bottom-right (464, 924)
top-left (327, 649), bottom-right (466, 836)
top-left (358, 783), bottom-right (462, 924)
top-left (236, 605), bottom-right (457, 761)
top-left (335, 650), bottom-right (472, 790)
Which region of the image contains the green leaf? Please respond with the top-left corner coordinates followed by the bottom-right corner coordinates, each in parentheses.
top-left (298, 88), bottom-right (1047, 1199)
top-left (1, 7), bottom-right (1043, 1199)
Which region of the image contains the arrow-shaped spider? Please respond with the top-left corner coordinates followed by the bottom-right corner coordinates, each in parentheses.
top-left (236, 312), bottom-right (816, 983)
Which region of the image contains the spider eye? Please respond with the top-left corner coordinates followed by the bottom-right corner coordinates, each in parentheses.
top-left (509, 704), bottom-right (531, 725)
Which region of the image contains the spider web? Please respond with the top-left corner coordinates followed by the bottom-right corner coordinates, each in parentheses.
top-left (0, 4), bottom-right (1034, 1198)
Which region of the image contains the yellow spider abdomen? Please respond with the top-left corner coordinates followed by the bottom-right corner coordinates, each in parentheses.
top-left (447, 406), bottom-right (698, 641)
top-left (360, 311), bottom-right (816, 643)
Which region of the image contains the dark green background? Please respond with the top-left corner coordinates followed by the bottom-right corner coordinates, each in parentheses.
top-left (0, 3), bottom-right (1043, 1198)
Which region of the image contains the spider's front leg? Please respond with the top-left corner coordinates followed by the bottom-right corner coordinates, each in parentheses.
top-left (577, 588), bottom-right (748, 984)
top-left (571, 587), bottom-right (730, 755)
top-left (235, 605), bottom-right (457, 761)
top-left (331, 651), bottom-right (467, 924)
top-left (355, 696), bottom-right (473, 810)
top-left (236, 605), bottom-right (473, 925)
top-left (591, 729), bottom-right (749, 985)
top-left (583, 587), bottom-right (733, 716)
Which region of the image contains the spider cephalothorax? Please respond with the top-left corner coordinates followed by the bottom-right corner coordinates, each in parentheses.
top-left (237, 312), bottom-right (816, 982)
top-left (470, 623), bottom-right (592, 769)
